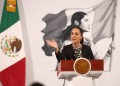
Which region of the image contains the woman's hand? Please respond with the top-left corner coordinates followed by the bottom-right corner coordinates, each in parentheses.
top-left (46, 39), bottom-right (59, 53)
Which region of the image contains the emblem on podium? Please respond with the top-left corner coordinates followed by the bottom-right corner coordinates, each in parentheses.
top-left (73, 58), bottom-right (91, 75)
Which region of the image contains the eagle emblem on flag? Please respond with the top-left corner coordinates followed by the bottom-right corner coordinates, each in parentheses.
top-left (1, 35), bottom-right (22, 57)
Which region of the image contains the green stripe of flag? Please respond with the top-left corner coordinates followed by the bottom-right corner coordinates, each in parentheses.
top-left (0, 0), bottom-right (19, 33)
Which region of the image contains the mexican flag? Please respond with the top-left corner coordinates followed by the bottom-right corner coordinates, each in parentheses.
top-left (0, 0), bottom-right (25, 86)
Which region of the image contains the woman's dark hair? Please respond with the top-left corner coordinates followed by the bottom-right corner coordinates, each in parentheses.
top-left (71, 12), bottom-right (87, 26)
top-left (58, 12), bottom-right (86, 45)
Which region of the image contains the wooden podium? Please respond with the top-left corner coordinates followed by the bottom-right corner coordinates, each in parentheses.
top-left (57, 60), bottom-right (103, 86)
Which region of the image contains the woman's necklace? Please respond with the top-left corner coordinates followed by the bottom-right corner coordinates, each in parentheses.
top-left (73, 45), bottom-right (82, 59)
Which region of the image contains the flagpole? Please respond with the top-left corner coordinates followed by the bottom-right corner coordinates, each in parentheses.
top-left (109, 0), bottom-right (118, 71)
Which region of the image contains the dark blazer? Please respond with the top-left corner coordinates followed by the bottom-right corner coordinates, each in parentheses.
top-left (55, 44), bottom-right (94, 62)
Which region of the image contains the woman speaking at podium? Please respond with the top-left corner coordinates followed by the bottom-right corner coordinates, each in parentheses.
top-left (46, 26), bottom-right (94, 62)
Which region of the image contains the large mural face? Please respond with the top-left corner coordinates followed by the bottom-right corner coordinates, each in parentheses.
top-left (41, 0), bottom-right (116, 71)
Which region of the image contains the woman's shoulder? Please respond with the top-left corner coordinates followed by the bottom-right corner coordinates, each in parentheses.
top-left (64, 44), bottom-right (90, 48)
top-left (64, 44), bottom-right (73, 48)
top-left (82, 44), bottom-right (90, 48)
top-left (64, 44), bottom-right (91, 49)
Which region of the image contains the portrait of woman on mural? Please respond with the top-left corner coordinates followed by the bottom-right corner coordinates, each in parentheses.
top-left (42, 11), bottom-right (101, 58)
top-left (41, 10), bottom-right (114, 71)
top-left (59, 12), bottom-right (101, 59)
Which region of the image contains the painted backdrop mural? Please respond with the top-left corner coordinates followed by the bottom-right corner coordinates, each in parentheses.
top-left (41, 0), bottom-right (117, 71)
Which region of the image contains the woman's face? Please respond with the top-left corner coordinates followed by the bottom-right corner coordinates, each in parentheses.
top-left (71, 28), bottom-right (83, 44)
top-left (79, 15), bottom-right (90, 32)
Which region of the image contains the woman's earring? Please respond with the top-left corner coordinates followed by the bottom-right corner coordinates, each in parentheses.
top-left (74, 20), bottom-right (79, 26)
